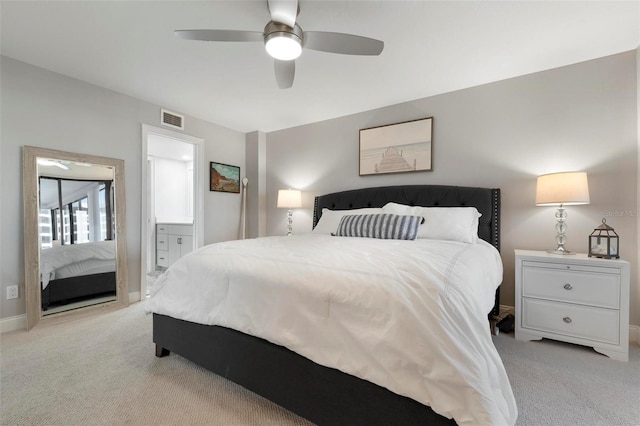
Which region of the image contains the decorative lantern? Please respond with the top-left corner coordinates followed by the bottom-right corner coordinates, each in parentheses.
top-left (588, 218), bottom-right (619, 259)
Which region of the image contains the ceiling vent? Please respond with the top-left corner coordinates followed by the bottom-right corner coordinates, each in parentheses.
top-left (161, 109), bottom-right (184, 130)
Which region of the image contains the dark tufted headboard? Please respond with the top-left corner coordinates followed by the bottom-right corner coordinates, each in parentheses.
top-left (313, 185), bottom-right (500, 250)
top-left (313, 185), bottom-right (501, 315)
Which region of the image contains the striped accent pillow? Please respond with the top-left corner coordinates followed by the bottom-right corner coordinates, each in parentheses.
top-left (334, 214), bottom-right (423, 240)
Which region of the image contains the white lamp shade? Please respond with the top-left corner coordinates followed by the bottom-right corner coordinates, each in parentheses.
top-left (536, 172), bottom-right (590, 206)
top-left (277, 189), bottom-right (302, 208)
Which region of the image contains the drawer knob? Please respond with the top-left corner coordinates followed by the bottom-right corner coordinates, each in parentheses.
top-left (563, 316), bottom-right (572, 324)
top-left (563, 283), bottom-right (573, 290)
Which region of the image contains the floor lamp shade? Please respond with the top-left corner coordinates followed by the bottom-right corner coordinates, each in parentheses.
top-left (535, 171), bottom-right (590, 255)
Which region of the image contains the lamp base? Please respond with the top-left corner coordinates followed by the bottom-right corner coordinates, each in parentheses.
top-left (286, 208), bottom-right (293, 236)
top-left (546, 248), bottom-right (576, 255)
top-left (547, 205), bottom-right (576, 255)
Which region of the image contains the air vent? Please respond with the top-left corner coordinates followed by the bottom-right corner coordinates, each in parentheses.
top-left (161, 109), bottom-right (184, 130)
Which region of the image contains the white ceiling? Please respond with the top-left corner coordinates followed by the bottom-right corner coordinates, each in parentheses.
top-left (1, 1), bottom-right (638, 133)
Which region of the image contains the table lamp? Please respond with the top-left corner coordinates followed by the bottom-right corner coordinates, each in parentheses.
top-left (535, 171), bottom-right (590, 254)
top-left (277, 189), bottom-right (302, 236)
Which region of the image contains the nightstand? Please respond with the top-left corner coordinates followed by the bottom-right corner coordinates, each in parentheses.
top-left (515, 249), bottom-right (630, 361)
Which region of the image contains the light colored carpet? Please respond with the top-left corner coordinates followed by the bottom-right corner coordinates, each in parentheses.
top-left (493, 330), bottom-right (640, 426)
top-left (1, 302), bottom-right (639, 425)
top-left (1, 302), bottom-right (311, 426)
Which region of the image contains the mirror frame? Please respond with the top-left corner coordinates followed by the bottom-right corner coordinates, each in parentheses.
top-left (23, 146), bottom-right (128, 330)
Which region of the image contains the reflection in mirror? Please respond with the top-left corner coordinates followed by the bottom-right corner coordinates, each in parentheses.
top-left (23, 146), bottom-right (128, 330)
top-left (38, 167), bottom-right (117, 316)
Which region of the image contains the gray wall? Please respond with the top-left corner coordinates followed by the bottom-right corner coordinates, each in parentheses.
top-left (266, 51), bottom-right (639, 327)
top-left (0, 56), bottom-right (245, 319)
top-left (637, 46), bottom-right (640, 331)
top-left (245, 131), bottom-right (267, 239)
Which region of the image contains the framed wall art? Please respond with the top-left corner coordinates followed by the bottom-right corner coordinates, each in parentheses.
top-left (210, 161), bottom-right (240, 193)
top-left (359, 117), bottom-right (433, 176)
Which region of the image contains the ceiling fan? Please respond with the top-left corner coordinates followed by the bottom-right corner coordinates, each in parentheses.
top-left (175, 0), bottom-right (384, 89)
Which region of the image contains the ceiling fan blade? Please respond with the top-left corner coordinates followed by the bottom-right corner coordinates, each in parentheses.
top-left (304, 31), bottom-right (384, 56)
top-left (267, 0), bottom-right (298, 28)
top-left (175, 30), bottom-right (263, 43)
top-left (274, 59), bottom-right (295, 89)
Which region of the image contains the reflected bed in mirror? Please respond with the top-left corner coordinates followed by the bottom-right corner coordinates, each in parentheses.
top-left (23, 146), bottom-right (128, 329)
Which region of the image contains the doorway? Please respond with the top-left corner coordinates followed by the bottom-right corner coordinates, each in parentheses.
top-left (141, 124), bottom-right (204, 299)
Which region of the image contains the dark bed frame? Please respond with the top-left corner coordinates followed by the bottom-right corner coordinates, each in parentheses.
top-left (41, 271), bottom-right (116, 311)
top-left (153, 185), bottom-right (501, 425)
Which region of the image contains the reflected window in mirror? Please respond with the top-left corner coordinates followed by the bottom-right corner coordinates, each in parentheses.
top-left (39, 177), bottom-right (115, 249)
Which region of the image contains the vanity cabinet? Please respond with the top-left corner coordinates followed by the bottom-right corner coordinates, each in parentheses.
top-left (156, 223), bottom-right (193, 268)
top-left (515, 250), bottom-right (630, 361)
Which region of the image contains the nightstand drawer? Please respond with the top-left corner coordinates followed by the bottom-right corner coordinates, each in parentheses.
top-left (522, 266), bottom-right (620, 309)
top-left (522, 298), bottom-right (619, 345)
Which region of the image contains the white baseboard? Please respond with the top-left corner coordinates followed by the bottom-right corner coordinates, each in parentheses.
top-left (0, 314), bottom-right (27, 333)
top-left (1, 292), bottom-right (142, 334)
top-left (129, 291), bottom-right (141, 304)
top-left (630, 325), bottom-right (640, 345)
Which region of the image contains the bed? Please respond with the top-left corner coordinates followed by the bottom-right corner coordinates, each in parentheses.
top-left (40, 240), bottom-right (117, 310)
top-left (148, 184), bottom-right (517, 425)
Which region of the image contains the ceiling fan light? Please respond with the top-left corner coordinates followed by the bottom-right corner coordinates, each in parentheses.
top-left (265, 33), bottom-right (302, 61)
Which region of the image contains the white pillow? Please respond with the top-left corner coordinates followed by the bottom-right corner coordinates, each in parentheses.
top-left (382, 202), bottom-right (481, 243)
top-left (313, 207), bottom-right (384, 234)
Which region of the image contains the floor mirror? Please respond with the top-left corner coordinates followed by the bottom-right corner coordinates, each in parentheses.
top-left (23, 146), bottom-right (128, 330)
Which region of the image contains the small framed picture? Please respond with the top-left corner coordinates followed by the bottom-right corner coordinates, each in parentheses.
top-left (210, 162), bottom-right (240, 193)
top-left (359, 117), bottom-right (433, 176)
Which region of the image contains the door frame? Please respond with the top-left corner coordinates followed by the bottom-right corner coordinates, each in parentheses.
top-left (140, 124), bottom-right (204, 300)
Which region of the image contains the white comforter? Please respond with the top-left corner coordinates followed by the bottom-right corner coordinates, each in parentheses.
top-left (40, 240), bottom-right (116, 289)
top-left (146, 235), bottom-right (517, 425)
